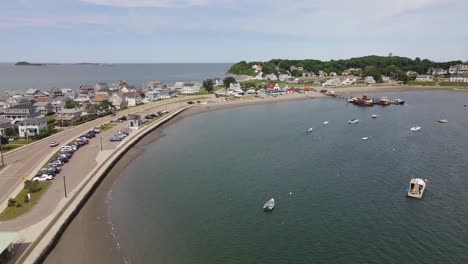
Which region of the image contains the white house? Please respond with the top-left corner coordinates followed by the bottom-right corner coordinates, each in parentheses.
top-left (18, 118), bottom-right (48, 138)
top-left (322, 78), bottom-right (341, 87)
top-left (128, 115), bottom-right (142, 130)
top-left (415, 75), bottom-right (433, 82)
top-left (364, 76), bottom-right (376, 84)
top-left (144, 91), bottom-right (161, 102)
top-left (264, 73), bottom-right (278, 81)
top-left (125, 92), bottom-right (142, 107)
top-left (213, 79), bottom-right (223, 87)
top-left (449, 64), bottom-right (468, 75)
top-left (329, 72), bottom-right (337, 77)
top-left (278, 74), bottom-right (290, 82)
top-left (180, 82), bottom-right (201, 94)
top-left (228, 83), bottom-right (243, 93)
top-left (450, 76), bottom-right (468, 83)
top-left (341, 77), bottom-right (357, 85)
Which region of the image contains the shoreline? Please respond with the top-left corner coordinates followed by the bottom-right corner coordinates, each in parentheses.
top-left (40, 87), bottom-right (457, 263)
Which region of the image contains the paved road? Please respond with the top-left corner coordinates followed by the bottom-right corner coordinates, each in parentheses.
top-left (0, 96), bottom-right (205, 215)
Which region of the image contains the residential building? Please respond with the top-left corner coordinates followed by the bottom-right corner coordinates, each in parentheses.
top-left (18, 118), bottom-right (48, 138)
top-left (146, 81), bottom-right (162, 89)
top-left (0, 117), bottom-right (14, 136)
top-left (109, 93), bottom-right (128, 110)
top-left (329, 72), bottom-right (337, 77)
top-left (128, 115), bottom-right (142, 130)
top-left (125, 92), bottom-right (143, 107)
top-left (213, 79), bottom-right (223, 87)
top-left (406, 71), bottom-right (419, 78)
top-left (450, 76), bottom-right (468, 83)
top-left (144, 91), bottom-right (162, 102)
top-left (91, 94), bottom-right (110, 104)
top-left (266, 83), bottom-right (281, 92)
top-left (74, 95), bottom-right (92, 105)
top-left (51, 97), bottom-right (66, 113)
top-left (33, 102), bottom-right (54, 116)
top-left (264, 73), bottom-right (278, 81)
top-left (79, 85), bottom-right (95, 96)
top-left (341, 77), bottom-right (357, 85)
top-left (180, 82), bottom-right (201, 94)
top-left (228, 83), bottom-right (243, 93)
top-left (290, 65), bottom-right (304, 71)
top-left (428, 68), bottom-right (448, 76)
top-left (3, 105), bottom-right (37, 122)
top-left (449, 64), bottom-right (468, 75)
top-left (161, 88), bottom-right (176, 99)
top-left (252, 64), bottom-right (263, 73)
top-left (25, 88), bottom-right (46, 98)
top-left (278, 74), bottom-right (290, 82)
top-left (61, 88), bottom-right (75, 98)
top-left (364, 76), bottom-right (376, 84)
top-left (48, 87), bottom-right (63, 98)
top-left (95, 82), bottom-right (110, 92)
top-left (3, 97), bottom-right (33, 109)
top-left (415, 75), bottom-right (433, 82)
top-left (56, 108), bottom-right (83, 124)
top-left (322, 78), bottom-right (341, 87)
top-left (35, 96), bottom-right (50, 103)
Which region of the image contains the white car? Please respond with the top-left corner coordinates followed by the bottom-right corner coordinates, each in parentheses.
top-left (33, 174), bottom-right (53, 181)
top-left (61, 146), bottom-right (73, 152)
top-left (49, 142), bottom-right (59, 147)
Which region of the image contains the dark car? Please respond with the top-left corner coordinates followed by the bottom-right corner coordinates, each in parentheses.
top-left (187, 101), bottom-right (194, 104)
top-left (39, 169), bottom-right (56, 177)
top-left (150, 114), bottom-right (158, 118)
top-left (59, 152), bottom-right (73, 158)
top-left (145, 115), bottom-right (154, 119)
top-left (55, 156), bottom-right (69, 163)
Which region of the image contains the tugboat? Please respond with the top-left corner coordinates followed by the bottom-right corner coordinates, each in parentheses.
top-left (348, 118), bottom-right (360, 124)
top-left (407, 178), bottom-right (426, 199)
top-left (263, 198), bottom-right (275, 212)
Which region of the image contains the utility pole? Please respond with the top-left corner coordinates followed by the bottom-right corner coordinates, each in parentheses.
top-left (63, 175), bottom-right (68, 198)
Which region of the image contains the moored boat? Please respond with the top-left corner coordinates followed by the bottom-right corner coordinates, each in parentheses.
top-left (407, 178), bottom-right (426, 199)
top-left (361, 137), bottom-right (369, 141)
top-left (394, 98), bottom-right (405, 105)
top-left (438, 119), bottom-right (448, 123)
top-left (376, 96), bottom-right (391, 106)
top-left (348, 118), bottom-right (360, 124)
top-left (353, 95), bottom-right (374, 106)
top-left (323, 121), bottom-right (329, 125)
top-left (410, 126), bottom-right (421, 132)
top-left (371, 114), bottom-right (378, 118)
top-left (263, 198), bottom-right (275, 212)
top-left (306, 128), bottom-right (313, 133)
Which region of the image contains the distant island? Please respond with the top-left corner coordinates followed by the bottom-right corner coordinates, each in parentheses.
top-left (15, 61), bottom-right (45, 66)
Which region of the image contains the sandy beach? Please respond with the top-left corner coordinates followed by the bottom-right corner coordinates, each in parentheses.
top-left (43, 85), bottom-right (460, 263)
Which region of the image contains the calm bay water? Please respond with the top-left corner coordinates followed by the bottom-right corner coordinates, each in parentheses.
top-left (105, 91), bottom-right (468, 264)
top-left (0, 63), bottom-right (231, 91)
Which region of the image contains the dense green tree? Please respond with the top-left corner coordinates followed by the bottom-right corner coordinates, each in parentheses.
top-left (202, 79), bottom-right (214, 93)
top-left (100, 100), bottom-right (112, 109)
top-left (4, 127), bottom-right (17, 138)
top-left (223, 77), bottom-right (236, 88)
top-left (362, 66), bottom-right (383, 83)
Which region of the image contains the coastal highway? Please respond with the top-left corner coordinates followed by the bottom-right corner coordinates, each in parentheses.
top-left (0, 95), bottom-right (209, 224)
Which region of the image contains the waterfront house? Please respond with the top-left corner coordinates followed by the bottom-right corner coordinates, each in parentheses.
top-left (228, 83), bottom-right (243, 94)
top-left (406, 71), bottom-right (419, 78)
top-left (0, 117), bottom-right (14, 136)
top-left (109, 93), bottom-right (128, 110)
top-left (51, 97), bottom-right (66, 113)
top-left (48, 87), bottom-right (63, 98)
top-left (17, 118), bottom-right (48, 138)
top-left (180, 82), bottom-right (201, 94)
top-left (342, 77), bottom-right (357, 85)
top-left (128, 115), bottom-right (142, 130)
top-left (146, 81), bottom-right (162, 89)
top-left (161, 88), bottom-right (176, 99)
top-left (278, 74), bottom-right (290, 82)
top-left (144, 91), bottom-right (161, 102)
top-left (450, 75), bottom-right (468, 83)
top-left (213, 79), bottom-right (223, 87)
top-left (322, 78), bottom-right (341, 87)
top-left (415, 75), bottom-right (433, 82)
top-left (246, 89), bottom-right (257, 94)
top-left (364, 76), bottom-right (376, 84)
top-left (56, 108), bottom-right (83, 124)
top-left (125, 92), bottom-right (143, 107)
top-left (3, 105), bottom-right (37, 122)
top-left (33, 102), bottom-right (54, 116)
top-left (266, 83), bottom-right (281, 92)
top-left (3, 97), bottom-right (33, 109)
top-left (79, 85), bottom-right (95, 96)
top-left (449, 64), bottom-right (468, 75)
top-left (95, 82), bottom-right (109, 92)
top-left (25, 88), bottom-right (46, 98)
top-left (264, 73), bottom-right (278, 81)
top-left (61, 88), bottom-right (75, 99)
top-left (73, 95), bottom-right (92, 105)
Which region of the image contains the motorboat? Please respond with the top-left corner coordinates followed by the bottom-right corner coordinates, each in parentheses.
top-left (438, 119), bottom-right (448, 123)
top-left (348, 118), bottom-right (360, 124)
top-left (306, 128), bottom-right (313, 133)
top-left (376, 96), bottom-right (391, 106)
top-left (361, 137), bottom-right (369, 141)
top-left (407, 178), bottom-right (426, 199)
top-left (410, 126), bottom-right (421, 132)
top-left (323, 121), bottom-right (329, 125)
top-left (371, 114), bottom-right (378, 118)
top-left (348, 97), bottom-right (357, 103)
top-left (263, 198), bottom-right (275, 212)
top-left (394, 98), bottom-right (405, 105)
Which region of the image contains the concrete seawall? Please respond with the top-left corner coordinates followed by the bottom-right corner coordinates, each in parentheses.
top-left (17, 106), bottom-right (192, 264)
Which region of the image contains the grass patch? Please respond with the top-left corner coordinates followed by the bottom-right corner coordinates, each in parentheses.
top-left (407, 81), bottom-right (436, 86)
top-left (0, 181), bottom-right (51, 221)
top-left (99, 122), bottom-right (116, 131)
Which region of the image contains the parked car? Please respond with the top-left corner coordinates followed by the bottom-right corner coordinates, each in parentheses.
top-left (110, 135), bottom-right (123, 142)
top-left (76, 138), bottom-right (89, 144)
top-left (39, 169), bottom-right (56, 177)
top-left (162, 110), bottom-right (169, 114)
top-left (145, 115), bottom-right (154, 120)
top-left (49, 142), bottom-right (59, 147)
top-left (157, 111), bottom-right (163, 115)
top-left (47, 166), bottom-right (61, 172)
top-left (50, 160), bottom-right (64, 167)
top-left (187, 101), bottom-right (194, 104)
top-left (55, 156), bottom-right (69, 163)
top-left (61, 146), bottom-right (73, 152)
top-left (150, 114), bottom-right (158, 118)
top-left (33, 174), bottom-right (53, 181)
top-left (92, 128), bottom-right (101, 134)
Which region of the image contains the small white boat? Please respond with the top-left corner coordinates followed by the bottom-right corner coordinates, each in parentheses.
top-left (410, 126), bottom-right (421, 132)
top-left (306, 128), bottom-right (313, 133)
top-left (361, 137), bottom-right (369, 141)
top-left (348, 118), bottom-right (359, 124)
top-left (263, 198), bottom-right (275, 212)
top-left (407, 178), bottom-right (426, 199)
top-left (438, 119), bottom-right (448, 123)
top-left (323, 121), bottom-right (329, 125)
top-left (371, 114), bottom-right (378, 118)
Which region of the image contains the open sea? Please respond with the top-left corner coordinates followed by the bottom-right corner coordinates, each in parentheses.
top-left (100, 91), bottom-right (468, 264)
top-left (0, 63), bottom-right (231, 91)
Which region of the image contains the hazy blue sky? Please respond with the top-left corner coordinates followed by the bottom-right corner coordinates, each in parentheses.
top-left (1, 0), bottom-right (467, 63)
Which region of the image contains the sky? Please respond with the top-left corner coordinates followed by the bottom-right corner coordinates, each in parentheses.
top-left (0, 0), bottom-right (467, 63)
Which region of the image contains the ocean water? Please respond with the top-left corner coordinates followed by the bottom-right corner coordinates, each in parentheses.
top-left (0, 63), bottom-right (231, 91)
top-left (104, 91), bottom-right (468, 264)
